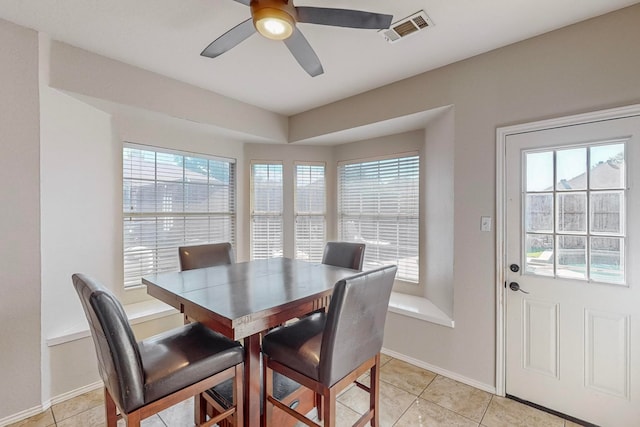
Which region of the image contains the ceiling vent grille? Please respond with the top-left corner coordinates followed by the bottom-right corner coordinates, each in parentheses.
top-left (379, 10), bottom-right (433, 43)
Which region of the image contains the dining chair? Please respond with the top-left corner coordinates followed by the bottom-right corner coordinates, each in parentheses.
top-left (179, 242), bottom-right (236, 271)
top-left (72, 273), bottom-right (244, 427)
top-left (261, 264), bottom-right (398, 427)
top-left (321, 242), bottom-right (366, 271)
top-left (309, 242), bottom-right (366, 315)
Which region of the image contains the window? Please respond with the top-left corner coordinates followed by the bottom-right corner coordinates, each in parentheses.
top-left (251, 162), bottom-right (283, 259)
top-left (295, 163), bottom-right (326, 262)
top-left (338, 154), bottom-right (420, 282)
top-left (524, 142), bottom-right (625, 284)
top-left (123, 144), bottom-right (236, 287)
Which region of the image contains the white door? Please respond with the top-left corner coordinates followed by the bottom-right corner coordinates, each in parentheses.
top-left (505, 116), bottom-right (640, 426)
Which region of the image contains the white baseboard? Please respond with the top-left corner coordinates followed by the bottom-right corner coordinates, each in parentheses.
top-left (381, 347), bottom-right (496, 395)
top-left (50, 381), bottom-right (103, 405)
top-left (0, 381), bottom-right (102, 427)
top-left (0, 403), bottom-right (48, 427)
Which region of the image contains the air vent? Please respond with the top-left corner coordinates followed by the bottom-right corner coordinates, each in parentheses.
top-left (379, 10), bottom-right (433, 43)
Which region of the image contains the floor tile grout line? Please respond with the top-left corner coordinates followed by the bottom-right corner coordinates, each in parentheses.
top-left (157, 413), bottom-right (170, 427)
top-left (49, 407), bottom-right (58, 426)
top-left (423, 373), bottom-right (495, 425)
top-left (479, 393), bottom-right (495, 426)
top-left (389, 396), bottom-right (419, 427)
top-left (419, 393), bottom-right (488, 426)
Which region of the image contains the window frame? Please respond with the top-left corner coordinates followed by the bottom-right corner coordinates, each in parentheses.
top-left (294, 161), bottom-right (327, 263)
top-left (337, 152), bottom-right (420, 283)
top-left (250, 160), bottom-right (284, 260)
top-left (122, 142), bottom-right (236, 288)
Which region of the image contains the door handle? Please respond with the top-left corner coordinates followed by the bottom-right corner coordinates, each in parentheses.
top-left (509, 282), bottom-right (529, 294)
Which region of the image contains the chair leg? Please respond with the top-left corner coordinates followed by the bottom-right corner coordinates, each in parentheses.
top-left (104, 387), bottom-right (118, 427)
top-left (194, 393), bottom-right (207, 425)
top-left (316, 392), bottom-right (323, 421)
top-left (370, 354), bottom-right (381, 427)
top-left (262, 357), bottom-right (273, 427)
top-left (125, 412), bottom-right (141, 427)
top-left (234, 364), bottom-right (244, 427)
top-left (322, 387), bottom-right (336, 427)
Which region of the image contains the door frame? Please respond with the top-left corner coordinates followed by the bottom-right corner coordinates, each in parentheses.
top-left (495, 103), bottom-right (640, 397)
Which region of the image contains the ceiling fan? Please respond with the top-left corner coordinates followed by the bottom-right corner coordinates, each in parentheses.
top-left (201, 0), bottom-right (393, 77)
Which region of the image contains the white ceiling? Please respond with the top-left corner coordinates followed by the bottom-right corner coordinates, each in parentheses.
top-left (1, 0), bottom-right (638, 116)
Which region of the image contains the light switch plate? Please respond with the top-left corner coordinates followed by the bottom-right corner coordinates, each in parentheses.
top-left (481, 216), bottom-right (492, 232)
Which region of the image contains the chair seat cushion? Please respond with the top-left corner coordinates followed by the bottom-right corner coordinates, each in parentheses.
top-left (261, 312), bottom-right (326, 381)
top-left (139, 322), bottom-right (243, 404)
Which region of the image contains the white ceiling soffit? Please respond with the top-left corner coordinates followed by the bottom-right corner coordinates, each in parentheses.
top-left (291, 106), bottom-right (452, 145)
top-left (0, 1), bottom-right (638, 115)
top-left (68, 92), bottom-right (282, 144)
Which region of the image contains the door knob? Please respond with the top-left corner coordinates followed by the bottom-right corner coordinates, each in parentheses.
top-left (509, 282), bottom-right (529, 294)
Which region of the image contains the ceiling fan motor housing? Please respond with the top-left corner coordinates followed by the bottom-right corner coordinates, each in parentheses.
top-left (251, 0), bottom-right (297, 38)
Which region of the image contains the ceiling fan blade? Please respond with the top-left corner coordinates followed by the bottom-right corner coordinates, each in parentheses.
top-left (232, 0), bottom-right (250, 5)
top-left (283, 27), bottom-right (324, 77)
top-left (296, 7), bottom-right (392, 29)
top-left (201, 18), bottom-right (255, 58)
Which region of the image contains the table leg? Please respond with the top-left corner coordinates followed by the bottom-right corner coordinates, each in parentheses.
top-left (244, 333), bottom-right (261, 427)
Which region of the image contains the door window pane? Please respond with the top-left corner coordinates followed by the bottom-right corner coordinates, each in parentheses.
top-left (557, 235), bottom-right (587, 280)
top-left (525, 234), bottom-right (554, 276)
top-left (590, 237), bottom-right (624, 284)
top-left (556, 147), bottom-right (586, 190)
top-left (591, 191), bottom-right (623, 234)
top-left (526, 194), bottom-right (553, 232)
top-left (590, 144), bottom-right (625, 189)
top-left (556, 192), bottom-right (586, 233)
top-left (526, 151), bottom-right (554, 192)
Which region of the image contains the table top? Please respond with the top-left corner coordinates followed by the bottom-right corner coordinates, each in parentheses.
top-left (142, 257), bottom-right (359, 338)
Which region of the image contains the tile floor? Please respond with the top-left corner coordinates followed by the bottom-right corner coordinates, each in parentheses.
top-left (8, 355), bottom-right (585, 427)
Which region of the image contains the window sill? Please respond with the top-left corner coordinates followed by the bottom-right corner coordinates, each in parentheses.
top-left (388, 292), bottom-right (454, 328)
top-left (48, 292), bottom-right (452, 346)
top-left (46, 299), bottom-right (179, 347)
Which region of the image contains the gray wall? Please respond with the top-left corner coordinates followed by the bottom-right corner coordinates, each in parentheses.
top-left (0, 19), bottom-right (41, 416)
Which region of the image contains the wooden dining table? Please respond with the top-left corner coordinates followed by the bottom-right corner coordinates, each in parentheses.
top-left (142, 257), bottom-right (359, 427)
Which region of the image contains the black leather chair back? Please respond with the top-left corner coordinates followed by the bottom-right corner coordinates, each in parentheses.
top-left (72, 273), bottom-right (145, 413)
top-left (321, 242), bottom-right (366, 271)
top-left (179, 242), bottom-right (235, 271)
top-left (318, 265), bottom-right (397, 386)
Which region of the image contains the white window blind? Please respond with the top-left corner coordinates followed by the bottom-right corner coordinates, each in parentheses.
top-left (338, 154), bottom-right (419, 282)
top-left (295, 163), bottom-right (326, 262)
top-left (251, 162), bottom-right (283, 259)
top-left (123, 144), bottom-right (236, 287)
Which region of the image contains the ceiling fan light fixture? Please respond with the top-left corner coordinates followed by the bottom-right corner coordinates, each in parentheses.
top-left (254, 8), bottom-right (295, 40)
top-left (204, 0), bottom-right (393, 77)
